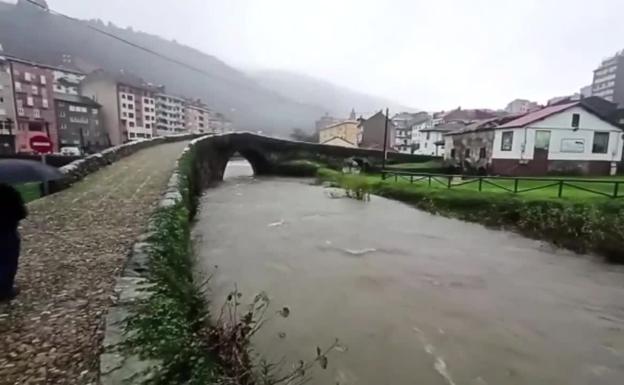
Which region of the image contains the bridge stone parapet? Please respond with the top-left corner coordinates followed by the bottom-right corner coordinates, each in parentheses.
top-left (191, 132), bottom-right (437, 183)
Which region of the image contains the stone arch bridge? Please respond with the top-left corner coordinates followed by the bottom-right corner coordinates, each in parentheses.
top-left (194, 132), bottom-right (435, 182)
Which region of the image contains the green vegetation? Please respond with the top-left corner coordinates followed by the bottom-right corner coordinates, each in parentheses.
top-left (318, 168), bottom-right (624, 263)
top-left (366, 173), bottom-right (624, 200)
top-left (15, 183), bottom-right (41, 202)
top-left (385, 160), bottom-right (445, 171)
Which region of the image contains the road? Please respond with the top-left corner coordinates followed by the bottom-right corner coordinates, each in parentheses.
top-left (194, 161), bottom-right (624, 385)
top-left (0, 141), bottom-right (188, 385)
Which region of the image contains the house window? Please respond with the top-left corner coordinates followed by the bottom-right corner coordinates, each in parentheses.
top-left (40, 75), bottom-right (46, 85)
top-left (24, 72), bottom-right (32, 82)
top-left (42, 99), bottom-right (48, 108)
top-left (60, 111), bottom-right (66, 117)
top-left (592, 132), bottom-right (609, 154)
top-left (501, 131), bottom-right (513, 151)
top-left (571, 113), bottom-right (580, 128)
top-left (121, 94), bottom-right (126, 99)
top-left (479, 147), bottom-right (486, 159)
top-left (128, 112), bottom-right (134, 118)
top-left (464, 148), bottom-right (470, 158)
top-left (26, 96), bottom-right (34, 106)
top-left (15, 82), bottom-right (22, 91)
top-left (31, 85), bottom-right (38, 94)
top-left (33, 109), bottom-right (40, 118)
top-left (561, 138), bottom-right (585, 153)
top-left (450, 149), bottom-right (456, 158)
top-left (129, 121), bottom-right (135, 127)
top-left (426, 132), bottom-right (430, 140)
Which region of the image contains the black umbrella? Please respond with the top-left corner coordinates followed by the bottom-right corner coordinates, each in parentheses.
top-left (0, 159), bottom-right (64, 184)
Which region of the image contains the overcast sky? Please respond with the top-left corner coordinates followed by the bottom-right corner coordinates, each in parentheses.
top-left (46, 0), bottom-right (624, 110)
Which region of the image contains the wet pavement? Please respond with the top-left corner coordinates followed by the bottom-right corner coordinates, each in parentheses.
top-left (193, 161), bottom-right (624, 385)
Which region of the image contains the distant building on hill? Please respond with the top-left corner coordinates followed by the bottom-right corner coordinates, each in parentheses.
top-left (504, 99), bottom-right (540, 114)
top-left (592, 50), bottom-right (624, 105)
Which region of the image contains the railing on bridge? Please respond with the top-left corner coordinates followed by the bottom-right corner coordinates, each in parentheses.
top-left (381, 169), bottom-right (623, 199)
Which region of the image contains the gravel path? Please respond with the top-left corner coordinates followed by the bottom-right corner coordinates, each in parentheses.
top-left (0, 141), bottom-right (188, 385)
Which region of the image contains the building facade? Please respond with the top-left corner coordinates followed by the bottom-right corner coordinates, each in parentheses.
top-left (53, 69), bottom-right (84, 95)
top-left (392, 113), bottom-right (414, 153)
top-left (444, 99), bottom-right (623, 176)
top-left (592, 51), bottom-right (624, 105)
top-left (156, 93), bottom-right (185, 136)
top-left (415, 122), bottom-right (464, 156)
top-left (318, 120), bottom-right (359, 147)
top-left (0, 55), bottom-right (16, 154)
top-left (9, 59), bottom-right (58, 153)
top-left (81, 70), bottom-right (157, 145)
top-left (54, 94), bottom-right (106, 153)
top-left (358, 111), bottom-right (395, 151)
top-left (184, 100), bottom-right (211, 134)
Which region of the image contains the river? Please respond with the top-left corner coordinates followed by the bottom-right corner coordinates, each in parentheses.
top-left (193, 160), bottom-right (624, 385)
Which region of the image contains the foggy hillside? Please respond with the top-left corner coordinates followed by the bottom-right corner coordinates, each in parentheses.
top-left (251, 70), bottom-right (415, 118)
top-left (0, 1), bottom-right (329, 133)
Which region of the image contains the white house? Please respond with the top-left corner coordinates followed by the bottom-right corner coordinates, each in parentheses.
top-left (415, 122), bottom-right (464, 156)
top-left (445, 98), bottom-right (624, 176)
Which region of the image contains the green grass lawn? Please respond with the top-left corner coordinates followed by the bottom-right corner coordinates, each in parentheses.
top-left (14, 183), bottom-right (42, 203)
top-left (361, 172), bottom-right (624, 201)
top-left (386, 160), bottom-right (444, 169)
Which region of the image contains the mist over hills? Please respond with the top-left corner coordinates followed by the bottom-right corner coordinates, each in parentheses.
top-left (250, 69), bottom-right (415, 119)
top-left (0, 0), bottom-right (414, 133)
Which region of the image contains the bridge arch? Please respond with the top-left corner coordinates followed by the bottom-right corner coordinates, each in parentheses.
top-left (193, 132), bottom-right (438, 184)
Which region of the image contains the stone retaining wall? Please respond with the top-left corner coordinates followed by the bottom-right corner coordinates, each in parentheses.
top-left (98, 135), bottom-right (208, 384)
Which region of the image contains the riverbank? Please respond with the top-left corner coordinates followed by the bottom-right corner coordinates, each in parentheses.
top-left (318, 168), bottom-right (624, 263)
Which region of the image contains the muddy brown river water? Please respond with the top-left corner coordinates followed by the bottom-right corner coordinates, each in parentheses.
top-left (193, 161), bottom-right (624, 385)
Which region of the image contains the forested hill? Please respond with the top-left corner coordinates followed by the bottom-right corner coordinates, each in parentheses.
top-left (0, 1), bottom-right (327, 133)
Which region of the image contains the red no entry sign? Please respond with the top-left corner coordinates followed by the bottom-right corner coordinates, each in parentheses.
top-left (29, 135), bottom-right (53, 154)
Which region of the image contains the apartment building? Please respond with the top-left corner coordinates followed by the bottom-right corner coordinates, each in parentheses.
top-left (9, 58), bottom-right (57, 153)
top-left (184, 100), bottom-right (211, 134)
top-left (592, 51), bottom-right (624, 106)
top-left (53, 68), bottom-right (84, 95)
top-left (155, 93), bottom-right (185, 136)
top-left (0, 54), bottom-right (16, 154)
top-left (54, 94), bottom-right (106, 153)
top-left (81, 70), bottom-right (158, 145)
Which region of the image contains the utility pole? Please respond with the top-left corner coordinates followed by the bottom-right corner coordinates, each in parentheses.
top-left (382, 107), bottom-right (389, 170)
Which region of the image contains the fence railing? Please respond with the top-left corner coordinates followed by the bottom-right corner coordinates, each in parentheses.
top-left (381, 170), bottom-right (623, 199)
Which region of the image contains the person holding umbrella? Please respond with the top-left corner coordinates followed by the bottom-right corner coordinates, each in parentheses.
top-left (0, 183), bottom-right (26, 301)
top-left (0, 158), bottom-right (64, 301)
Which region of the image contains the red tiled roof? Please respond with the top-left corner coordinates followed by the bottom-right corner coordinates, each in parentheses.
top-left (498, 101), bottom-right (579, 128)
